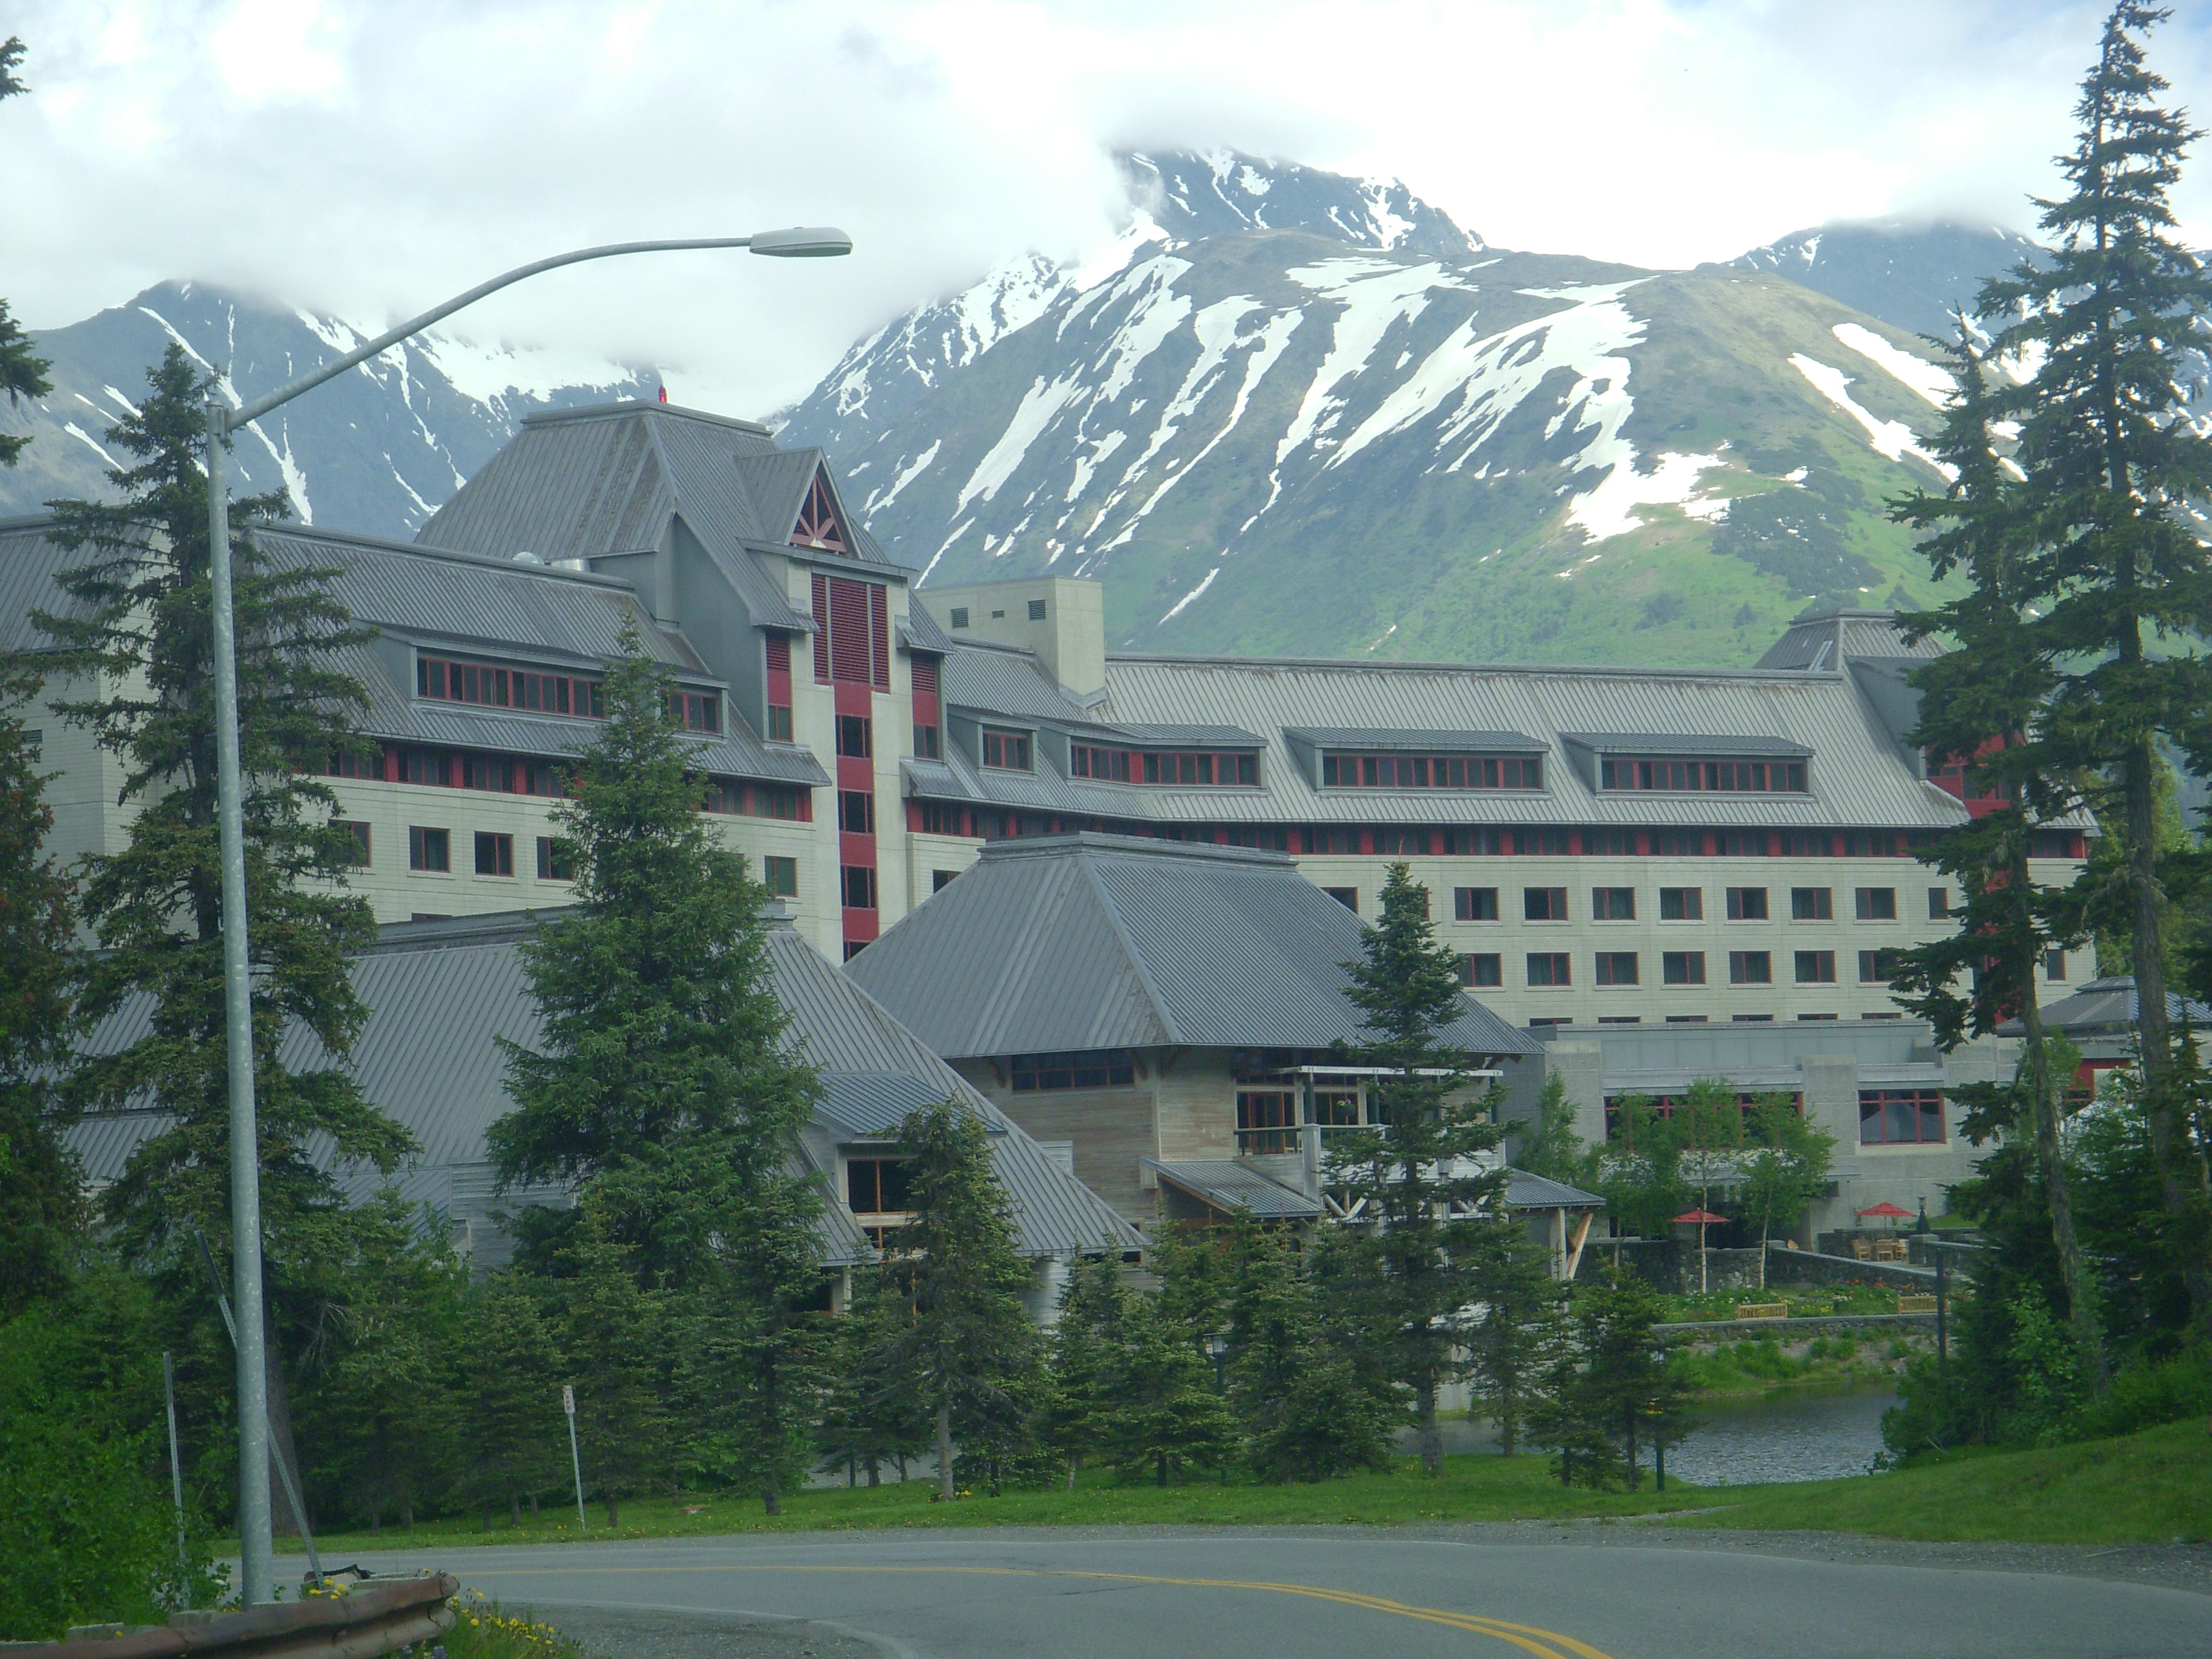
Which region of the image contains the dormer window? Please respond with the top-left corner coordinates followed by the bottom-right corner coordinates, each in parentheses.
top-left (1321, 752), bottom-right (1541, 790)
top-left (981, 728), bottom-right (1032, 771)
top-left (1070, 745), bottom-right (1258, 785)
top-left (665, 688), bottom-right (720, 733)
top-left (1601, 756), bottom-right (1807, 793)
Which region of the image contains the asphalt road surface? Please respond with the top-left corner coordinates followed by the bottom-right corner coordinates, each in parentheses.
top-left (310, 1529), bottom-right (2212, 1659)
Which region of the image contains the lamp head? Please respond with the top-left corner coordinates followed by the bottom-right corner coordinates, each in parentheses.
top-left (749, 227), bottom-right (853, 258)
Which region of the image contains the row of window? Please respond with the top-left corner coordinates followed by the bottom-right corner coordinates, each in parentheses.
top-left (417, 654), bottom-right (605, 719)
top-left (1461, 948), bottom-right (1916, 989)
top-left (359, 824), bottom-right (799, 897)
top-left (1069, 745), bottom-right (1263, 785)
top-left (1600, 1088), bottom-right (1944, 1146)
top-left (1599, 756), bottom-right (1807, 794)
top-left (1320, 752), bottom-right (1544, 790)
top-left (1011, 1049), bottom-right (1139, 1091)
top-left (1452, 884), bottom-right (1937, 923)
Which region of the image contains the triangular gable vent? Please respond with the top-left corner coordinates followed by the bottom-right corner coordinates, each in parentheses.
top-left (792, 468), bottom-right (849, 553)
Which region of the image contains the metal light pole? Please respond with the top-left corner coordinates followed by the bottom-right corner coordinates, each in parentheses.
top-left (204, 228), bottom-right (850, 1603)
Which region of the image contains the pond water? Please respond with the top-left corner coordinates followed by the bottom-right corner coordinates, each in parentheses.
top-left (1656, 1384), bottom-right (1899, 1486)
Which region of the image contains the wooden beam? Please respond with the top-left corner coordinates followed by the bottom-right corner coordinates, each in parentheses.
top-left (1563, 1210), bottom-right (1595, 1282)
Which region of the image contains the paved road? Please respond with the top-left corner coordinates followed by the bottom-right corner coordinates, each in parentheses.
top-left (309, 1530), bottom-right (2211, 1659)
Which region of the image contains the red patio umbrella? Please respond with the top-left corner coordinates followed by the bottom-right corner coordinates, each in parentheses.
top-left (1673, 1209), bottom-right (1729, 1293)
top-left (1857, 1201), bottom-right (1913, 1229)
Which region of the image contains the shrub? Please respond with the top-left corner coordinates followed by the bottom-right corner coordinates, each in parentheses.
top-left (2068, 1352), bottom-right (2212, 1442)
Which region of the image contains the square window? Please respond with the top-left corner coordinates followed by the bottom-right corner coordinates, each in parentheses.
top-left (842, 864), bottom-right (878, 910)
top-left (1928, 886), bottom-right (1950, 920)
top-left (1027, 598), bottom-right (1048, 620)
top-left (1725, 886), bottom-right (1769, 920)
top-left (2043, 947), bottom-right (2068, 981)
top-left (749, 855), bottom-right (795, 898)
top-left (1729, 949), bottom-right (1773, 985)
top-left (836, 714), bottom-right (873, 758)
top-left (1591, 886), bottom-right (1636, 920)
top-left (1662, 950), bottom-right (1706, 985)
top-left (1659, 886), bottom-right (1703, 921)
top-left (1454, 886), bottom-right (1500, 922)
top-left (932, 867), bottom-right (959, 893)
top-left (949, 607), bottom-right (970, 629)
top-left (1523, 886), bottom-right (1569, 921)
top-left (474, 832), bottom-right (514, 877)
top-left (839, 788), bottom-right (876, 835)
top-left (1790, 886), bottom-right (1833, 920)
top-left (913, 722), bottom-right (940, 758)
top-left (1795, 949), bottom-right (1837, 984)
top-left (1858, 948), bottom-right (1902, 983)
top-left (337, 821), bottom-right (371, 866)
top-left (1325, 886), bottom-right (1359, 912)
top-left (535, 836), bottom-right (575, 881)
top-left (1526, 951), bottom-right (1572, 987)
top-left (1855, 886), bottom-right (1898, 920)
top-left (981, 728), bottom-right (1031, 771)
top-left (1462, 952), bottom-right (1503, 987)
top-left (408, 826), bottom-right (449, 872)
top-left (767, 704), bottom-right (794, 742)
top-left (1595, 950), bottom-right (1639, 986)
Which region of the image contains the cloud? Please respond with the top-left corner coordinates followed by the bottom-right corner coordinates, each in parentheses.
top-left (3, 0), bottom-right (2206, 418)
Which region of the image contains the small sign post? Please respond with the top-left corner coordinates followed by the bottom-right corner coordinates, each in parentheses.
top-left (562, 1384), bottom-right (586, 1530)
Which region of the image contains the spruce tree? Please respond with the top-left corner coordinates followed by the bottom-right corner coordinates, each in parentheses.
top-left (0, 657), bottom-right (80, 1315)
top-left (1038, 1251), bottom-right (1129, 1489)
top-left (882, 1099), bottom-right (1039, 1502)
top-left (36, 346), bottom-right (405, 1281)
top-left (1462, 1231), bottom-right (1561, 1457)
top-left (815, 1269), bottom-right (930, 1487)
top-left (1328, 863), bottom-right (1509, 1475)
top-left (0, 37), bottom-right (48, 471)
top-left (453, 1277), bottom-right (567, 1530)
top-left (1967, 1), bottom-right (2212, 1332)
top-left (1891, 327), bottom-right (2110, 1385)
top-left (558, 1206), bottom-right (674, 1529)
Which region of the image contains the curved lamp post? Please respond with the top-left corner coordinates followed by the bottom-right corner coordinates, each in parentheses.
top-left (207, 228), bottom-right (850, 1603)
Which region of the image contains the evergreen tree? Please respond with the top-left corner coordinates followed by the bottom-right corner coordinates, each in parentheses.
top-left (558, 1207), bottom-right (674, 1529)
top-left (1038, 1250), bottom-right (1129, 1489)
top-left (1463, 1233), bottom-right (1561, 1456)
top-left (1510, 1072), bottom-right (1593, 1187)
top-left (1891, 326), bottom-right (2109, 1385)
top-left (815, 1268), bottom-right (930, 1487)
top-left (1967, 1), bottom-right (2212, 1332)
top-left (0, 657), bottom-right (80, 1315)
top-left (1103, 1291), bottom-right (1238, 1487)
top-left (0, 37), bottom-right (49, 472)
top-left (36, 346), bottom-right (405, 1281)
top-left (453, 1278), bottom-right (567, 1530)
top-left (1530, 1271), bottom-right (1684, 1490)
top-left (1328, 862), bottom-right (1509, 1475)
top-left (884, 1099), bottom-right (1040, 1501)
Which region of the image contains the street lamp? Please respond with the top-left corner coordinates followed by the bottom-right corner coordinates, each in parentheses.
top-left (205, 228), bottom-right (850, 1604)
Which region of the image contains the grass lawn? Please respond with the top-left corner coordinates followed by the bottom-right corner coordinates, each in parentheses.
top-left (303, 1454), bottom-right (1710, 1553)
top-left (1675, 1418), bottom-right (2212, 1544)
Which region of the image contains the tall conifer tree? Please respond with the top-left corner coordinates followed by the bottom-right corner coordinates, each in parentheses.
top-left (1966, 1), bottom-right (2212, 1331)
top-left (0, 37), bottom-right (49, 471)
top-left (36, 346), bottom-right (405, 1278)
top-left (1328, 862), bottom-right (1511, 1475)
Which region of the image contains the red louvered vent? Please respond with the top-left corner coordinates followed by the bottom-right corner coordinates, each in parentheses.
top-left (811, 575), bottom-right (830, 683)
top-left (911, 657), bottom-right (937, 696)
top-left (869, 583), bottom-right (890, 691)
top-left (765, 634), bottom-right (790, 674)
top-left (829, 579), bottom-right (870, 684)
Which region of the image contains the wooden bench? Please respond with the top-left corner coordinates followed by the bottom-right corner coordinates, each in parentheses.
top-left (1734, 1302), bottom-right (1789, 1320)
top-left (1897, 1294), bottom-right (1938, 1314)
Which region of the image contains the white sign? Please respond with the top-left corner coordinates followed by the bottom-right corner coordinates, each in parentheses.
top-left (562, 1384), bottom-right (575, 1416)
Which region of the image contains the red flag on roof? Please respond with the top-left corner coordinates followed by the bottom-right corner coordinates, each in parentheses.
top-left (657, 385), bottom-right (668, 403)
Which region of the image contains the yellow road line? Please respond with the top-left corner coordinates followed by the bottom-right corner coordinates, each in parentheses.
top-left (453, 1561), bottom-right (1616, 1659)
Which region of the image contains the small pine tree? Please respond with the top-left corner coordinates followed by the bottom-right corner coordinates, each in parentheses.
top-left (1463, 1232), bottom-right (1562, 1457)
top-left (815, 1268), bottom-right (930, 1488)
top-left (884, 1100), bottom-right (1040, 1501)
top-left (1511, 1072), bottom-right (1593, 1187)
top-left (1038, 1251), bottom-right (1129, 1489)
top-left (1103, 1292), bottom-right (1238, 1488)
top-left (0, 37), bottom-right (47, 472)
top-left (453, 1277), bottom-right (568, 1530)
top-left (0, 657), bottom-right (79, 1316)
top-left (558, 1207), bottom-right (674, 1530)
top-left (1328, 862), bottom-right (1509, 1475)
top-left (37, 346), bottom-right (406, 1280)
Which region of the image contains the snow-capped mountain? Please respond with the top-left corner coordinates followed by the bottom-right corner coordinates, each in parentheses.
top-left (0, 281), bottom-right (655, 535)
top-left (777, 150), bottom-right (1967, 668)
top-left (1718, 220), bottom-right (2047, 341)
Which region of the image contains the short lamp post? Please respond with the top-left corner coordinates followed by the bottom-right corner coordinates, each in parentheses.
top-left (206, 228), bottom-right (850, 1605)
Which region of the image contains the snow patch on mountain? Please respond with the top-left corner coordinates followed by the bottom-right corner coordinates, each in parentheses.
top-left (1831, 323), bottom-right (1953, 407)
top-left (1569, 449), bottom-right (1727, 541)
top-left (1790, 353), bottom-right (1951, 476)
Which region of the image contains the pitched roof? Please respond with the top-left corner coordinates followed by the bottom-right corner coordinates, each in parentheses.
top-left (1998, 975), bottom-right (2212, 1038)
top-left (845, 832), bottom-right (1540, 1059)
top-left (64, 909), bottom-right (1136, 1265)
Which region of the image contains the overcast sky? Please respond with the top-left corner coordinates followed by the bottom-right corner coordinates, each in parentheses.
top-left (8, 0), bottom-right (2212, 416)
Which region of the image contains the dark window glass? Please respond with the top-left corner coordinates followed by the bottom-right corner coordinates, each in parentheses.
top-left (1855, 886), bottom-right (1898, 920)
top-left (846, 1158), bottom-right (914, 1213)
top-left (932, 867), bottom-right (959, 893)
top-left (1795, 949), bottom-right (1837, 984)
top-left (1662, 950), bottom-right (1706, 985)
top-left (842, 865), bottom-right (878, 910)
top-left (1791, 887), bottom-right (1833, 920)
top-left (1325, 886), bottom-right (1359, 912)
top-left (836, 714), bottom-right (873, 758)
top-left (1526, 951), bottom-right (1572, 986)
top-left (474, 832), bottom-right (514, 877)
top-left (840, 789), bottom-right (876, 835)
top-left (2044, 948), bottom-right (2068, 981)
top-left (535, 836), bottom-right (575, 880)
top-left (763, 855), bottom-right (798, 898)
top-left (1725, 886), bottom-right (1769, 920)
top-left (1591, 886), bottom-right (1635, 920)
top-left (1595, 951), bottom-right (1639, 986)
top-left (1462, 953), bottom-right (1502, 987)
top-left (981, 729), bottom-right (1031, 771)
top-left (1011, 1050), bottom-right (1136, 1091)
top-left (1454, 886), bottom-right (1499, 921)
top-left (337, 821), bottom-right (370, 866)
top-left (1928, 886), bottom-right (1950, 919)
top-left (1859, 948), bottom-right (1902, 983)
top-left (1524, 886), bottom-right (1568, 921)
top-left (1729, 949), bottom-right (1773, 985)
top-left (1860, 1088), bottom-right (1945, 1145)
top-left (1659, 886), bottom-right (1702, 920)
top-left (914, 723), bottom-right (940, 758)
top-left (408, 826), bottom-right (449, 872)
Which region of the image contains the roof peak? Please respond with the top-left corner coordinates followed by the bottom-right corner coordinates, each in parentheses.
top-left (520, 399), bottom-right (774, 436)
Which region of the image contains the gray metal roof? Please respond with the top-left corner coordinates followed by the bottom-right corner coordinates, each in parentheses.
top-left (1998, 976), bottom-right (2212, 1038)
top-left (1503, 1168), bottom-right (1606, 1210)
top-left (64, 908), bottom-right (1136, 1263)
top-left (1756, 608), bottom-right (1948, 672)
top-left (1286, 726), bottom-right (1549, 753)
top-left (912, 644), bottom-right (1978, 830)
top-left (846, 832), bottom-right (1540, 1061)
top-left (0, 516), bottom-right (100, 651)
top-left (1146, 1160), bottom-right (1322, 1220)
